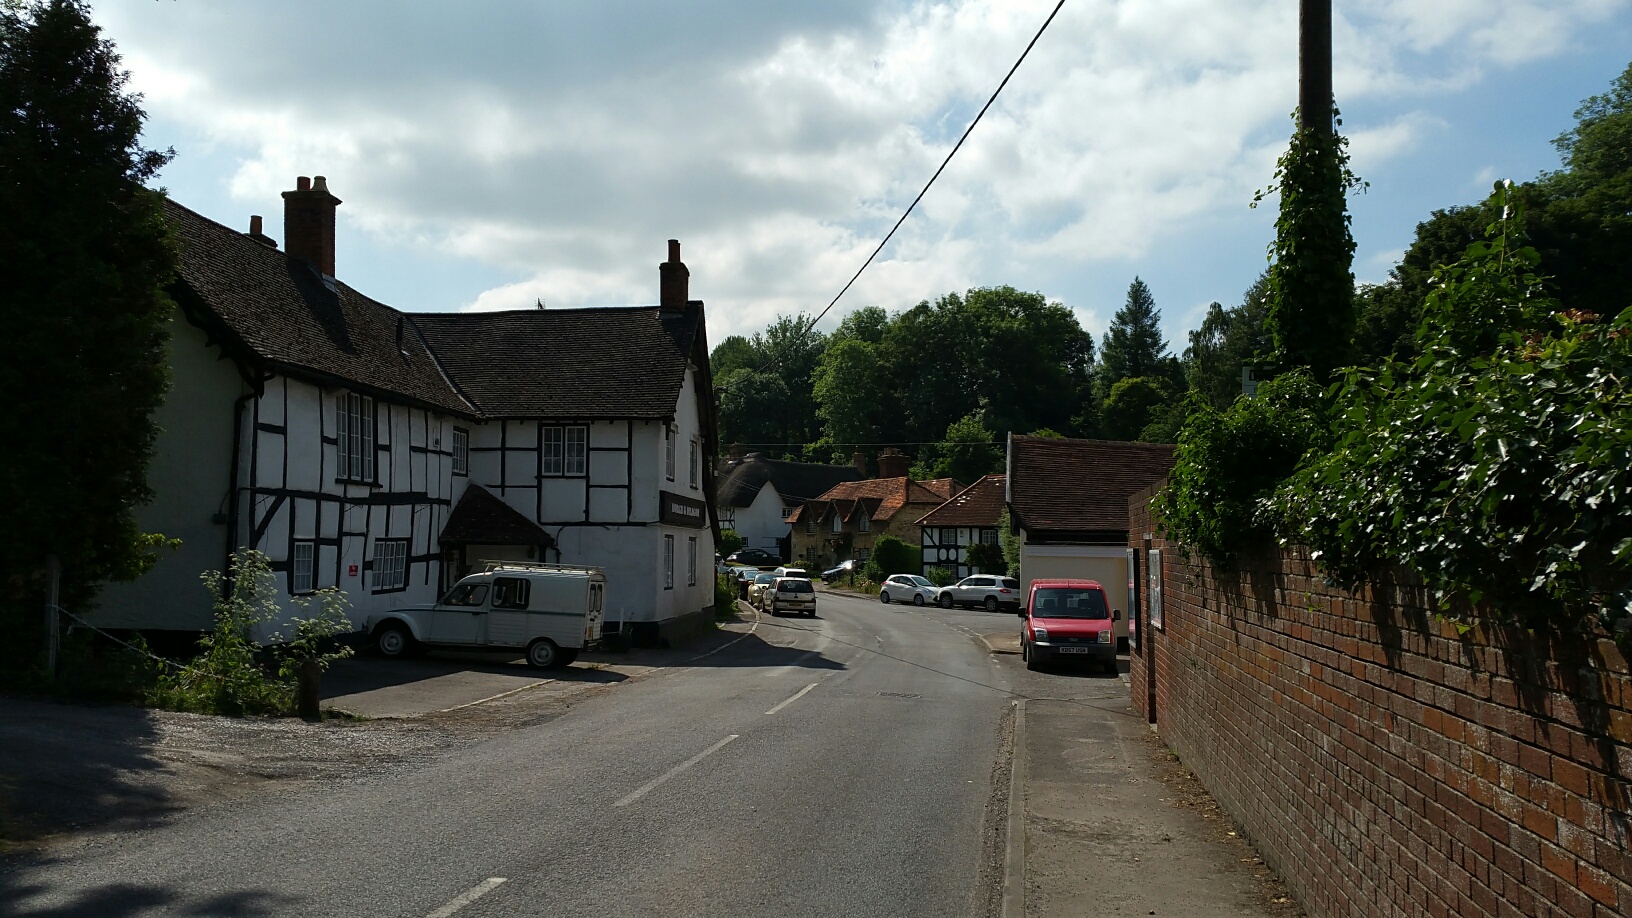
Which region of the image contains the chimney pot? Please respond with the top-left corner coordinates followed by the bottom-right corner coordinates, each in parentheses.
top-left (249, 215), bottom-right (263, 235)
top-left (282, 175), bottom-right (342, 277)
top-left (312, 175), bottom-right (330, 193)
top-left (659, 238), bottom-right (689, 312)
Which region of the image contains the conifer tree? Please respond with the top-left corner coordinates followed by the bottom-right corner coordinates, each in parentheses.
top-left (0, 0), bottom-right (177, 658)
top-left (1097, 277), bottom-right (1168, 390)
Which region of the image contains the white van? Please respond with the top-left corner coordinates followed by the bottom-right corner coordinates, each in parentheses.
top-left (365, 562), bottom-right (605, 669)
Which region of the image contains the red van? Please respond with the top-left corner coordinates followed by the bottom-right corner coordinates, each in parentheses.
top-left (1019, 578), bottom-right (1120, 672)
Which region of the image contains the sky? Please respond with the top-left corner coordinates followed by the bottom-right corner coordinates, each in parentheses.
top-left (97, 0), bottom-right (1632, 354)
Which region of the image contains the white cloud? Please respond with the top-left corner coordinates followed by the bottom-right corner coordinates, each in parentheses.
top-left (97, 0), bottom-right (1631, 342)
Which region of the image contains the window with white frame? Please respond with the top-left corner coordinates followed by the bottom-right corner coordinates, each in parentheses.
top-left (689, 438), bottom-right (700, 489)
top-left (832, 512), bottom-right (842, 533)
top-left (541, 425), bottom-right (588, 477)
top-left (663, 535), bottom-right (674, 589)
top-left (665, 424), bottom-right (676, 480)
top-left (291, 541), bottom-right (315, 594)
top-left (373, 539), bottom-right (408, 591)
top-left (452, 427), bottom-right (469, 476)
top-left (980, 528), bottom-right (998, 546)
top-left (687, 537), bottom-right (697, 586)
top-left (336, 392), bottom-right (375, 482)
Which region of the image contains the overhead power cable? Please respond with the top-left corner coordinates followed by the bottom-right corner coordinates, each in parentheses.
top-left (714, 0), bottom-right (1067, 393)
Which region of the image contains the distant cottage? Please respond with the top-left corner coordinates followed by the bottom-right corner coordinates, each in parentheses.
top-left (92, 177), bottom-right (719, 646)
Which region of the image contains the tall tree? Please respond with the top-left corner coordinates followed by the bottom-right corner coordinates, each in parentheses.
top-left (1185, 272), bottom-right (1274, 410)
top-left (910, 413), bottom-right (1001, 485)
top-left (811, 337), bottom-right (886, 455)
top-left (0, 0), bottom-right (177, 656)
top-left (1097, 277), bottom-right (1168, 389)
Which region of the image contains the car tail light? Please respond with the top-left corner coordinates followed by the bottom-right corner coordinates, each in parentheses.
top-left (999, 588), bottom-right (1011, 593)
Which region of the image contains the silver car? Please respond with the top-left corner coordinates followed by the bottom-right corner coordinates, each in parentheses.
top-left (936, 575), bottom-right (1023, 612)
top-left (879, 574), bottom-right (938, 606)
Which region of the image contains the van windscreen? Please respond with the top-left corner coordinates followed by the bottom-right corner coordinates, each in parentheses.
top-left (1030, 588), bottom-right (1108, 619)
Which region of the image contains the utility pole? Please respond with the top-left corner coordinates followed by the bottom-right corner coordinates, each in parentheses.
top-left (1298, 0), bottom-right (1333, 135)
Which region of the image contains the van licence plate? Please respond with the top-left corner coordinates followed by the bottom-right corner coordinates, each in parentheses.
top-left (1059, 646), bottom-right (1092, 654)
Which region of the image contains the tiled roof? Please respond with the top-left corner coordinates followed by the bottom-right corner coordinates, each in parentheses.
top-left (163, 198), bottom-right (705, 422)
top-left (164, 199), bottom-right (474, 415)
top-left (787, 477), bottom-right (959, 524)
top-left (917, 474), bottom-right (1006, 527)
top-left (919, 478), bottom-right (961, 500)
top-left (715, 453), bottom-right (863, 508)
top-left (1007, 436), bottom-right (1175, 534)
top-left (411, 306), bottom-right (703, 419)
top-left (440, 484), bottom-right (554, 545)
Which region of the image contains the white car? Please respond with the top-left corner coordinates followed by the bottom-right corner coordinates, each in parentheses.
top-left (764, 577), bottom-right (817, 617)
top-left (879, 574), bottom-right (938, 606)
top-left (772, 566), bottom-right (813, 580)
top-left (936, 575), bottom-right (1023, 612)
top-left (366, 562), bottom-right (605, 669)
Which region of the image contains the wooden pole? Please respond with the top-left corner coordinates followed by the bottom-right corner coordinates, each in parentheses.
top-left (1298, 0), bottom-right (1333, 135)
top-left (44, 554), bottom-right (61, 677)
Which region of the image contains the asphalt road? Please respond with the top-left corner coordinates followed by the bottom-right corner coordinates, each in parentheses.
top-left (6, 589), bottom-right (1034, 918)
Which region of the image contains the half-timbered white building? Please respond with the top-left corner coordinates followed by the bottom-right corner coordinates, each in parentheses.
top-left (90, 178), bottom-right (719, 646)
top-left (916, 474), bottom-right (1006, 579)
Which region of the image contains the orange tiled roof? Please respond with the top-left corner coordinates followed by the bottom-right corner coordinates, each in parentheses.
top-left (784, 476), bottom-right (960, 524)
top-left (916, 474), bottom-right (1006, 527)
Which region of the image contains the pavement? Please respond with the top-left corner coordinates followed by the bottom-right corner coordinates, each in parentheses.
top-left (3, 591), bottom-right (1301, 917)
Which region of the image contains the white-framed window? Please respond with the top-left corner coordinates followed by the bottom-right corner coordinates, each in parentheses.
top-left (336, 392), bottom-right (375, 482)
top-left (687, 537), bottom-right (697, 586)
top-left (832, 513), bottom-right (842, 533)
top-left (373, 539), bottom-right (408, 592)
top-left (452, 427), bottom-right (469, 476)
top-left (980, 528), bottom-right (998, 546)
top-left (541, 425), bottom-right (588, 477)
top-left (663, 535), bottom-right (674, 590)
top-left (291, 541), bottom-right (315, 594)
top-left (689, 438), bottom-right (700, 489)
top-left (859, 513), bottom-right (870, 533)
top-left (665, 424), bottom-right (676, 480)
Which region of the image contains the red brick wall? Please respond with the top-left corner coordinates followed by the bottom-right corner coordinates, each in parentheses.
top-left (1128, 486), bottom-right (1632, 918)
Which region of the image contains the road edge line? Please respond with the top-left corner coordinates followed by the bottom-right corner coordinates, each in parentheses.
top-left (1001, 697), bottom-right (1027, 918)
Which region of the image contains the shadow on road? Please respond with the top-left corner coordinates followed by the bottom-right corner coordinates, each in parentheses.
top-left (321, 651), bottom-right (628, 700)
top-left (0, 866), bottom-right (297, 917)
top-left (670, 630), bottom-right (846, 672)
top-left (0, 699), bottom-right (174, 847)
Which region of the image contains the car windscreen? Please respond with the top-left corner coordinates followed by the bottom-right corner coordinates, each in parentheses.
top-left (755, 573), bottom-right (776, 584)
top-left (1030, 587), bottom-right (1108, 619)
top-left (777, 580), bottom-right (814, 593)
top-left (909, 576), bottom-right (934, 587)
top-left (442, 583), bottom-right (489, 606)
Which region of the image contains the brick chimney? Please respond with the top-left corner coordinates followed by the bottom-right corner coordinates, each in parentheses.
top-left (877, 448), bottom-right (910, 480)
top-left (660, 239), bottom-right (689, 311)
top-left (851, 451), bottom-right (868, 476)
top-left (282, 175), bottom-right (342, 277)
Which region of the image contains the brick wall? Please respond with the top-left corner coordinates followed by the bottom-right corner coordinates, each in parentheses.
top-left (1128, 484), bottom-right (1632, 918)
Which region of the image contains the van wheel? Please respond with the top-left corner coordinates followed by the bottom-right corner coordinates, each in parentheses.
top-left (526, 638), bottom-right (560, 670)
top-left (374, 623), bottom-right (415, 659)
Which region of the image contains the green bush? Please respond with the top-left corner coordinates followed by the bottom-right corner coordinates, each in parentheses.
top-left (1278, 190), bottom-right (1632, 641)
top-left (965, 541), bottom-right (1006, 576)
top-left (925, 565), bottom-right (958, 587)
top-left (149, 550), bottom-right (352, 716)
top-left (863, 535), bottom-right (919, 582)
top-left (717, 529), bottom-right (744, 558)
top-left (1155, 373), bottom-right (1330, 567)
top-left (714, 573), bottom-right (740, 618)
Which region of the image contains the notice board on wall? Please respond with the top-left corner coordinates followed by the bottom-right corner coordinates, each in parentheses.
top-left (1147, 549), bottom-right (1163, 630)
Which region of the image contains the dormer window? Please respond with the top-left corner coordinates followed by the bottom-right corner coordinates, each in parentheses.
top-left (832, 512), bottom-right (842, 534)
top-left (859, 513), bottom-right (870, 533)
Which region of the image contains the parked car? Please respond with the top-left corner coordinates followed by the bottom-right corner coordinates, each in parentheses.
top-left (772, 566), bottom-right (813, 580)
top-left (366, 562), bottom-right (605, 669)
top-left (936, 574), bottom-right (1023, 612)
top-left (727, 548), bottom-right (782, 568)
top-left (747, 571), bottom-right (778, 608)
top-left (879, 574), bottom-right (938, 606)
top-left (763, 577), bottom-right (817, 617)
top-left (1019, 578), bottom-right (1119, 672)
top-left (821, 559), bottom-right (859, 582)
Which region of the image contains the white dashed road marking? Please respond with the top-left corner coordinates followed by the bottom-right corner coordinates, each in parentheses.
top-left (426, 878), bottom-right (507, 918)
top-left (615, 735), bottom-right (740, 807)
top-left (764, 682), bottom-right (819, 716)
